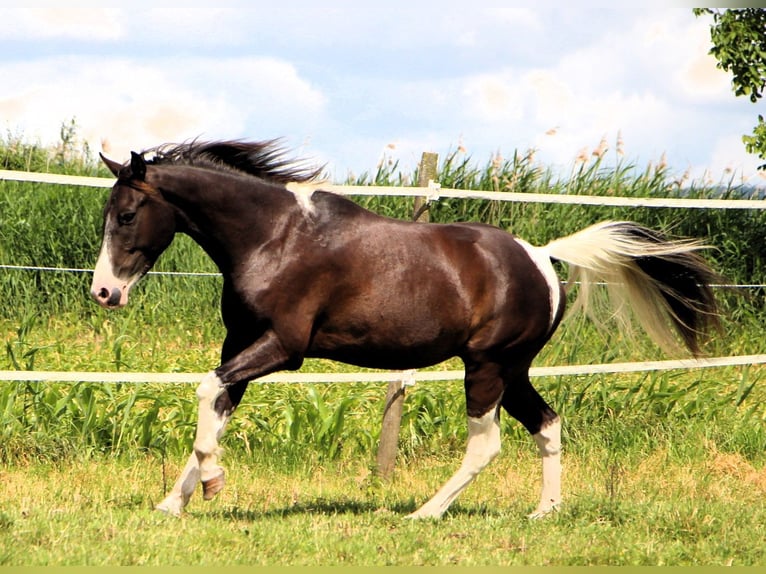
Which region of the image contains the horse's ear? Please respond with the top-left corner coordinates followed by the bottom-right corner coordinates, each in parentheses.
top-left (100, 152), bottom-right (123, 177)
top-left (130, 151), bottom-right (147, 181)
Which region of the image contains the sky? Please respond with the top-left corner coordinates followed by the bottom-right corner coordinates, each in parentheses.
top-left (1, 1), bottom-right (765, 187)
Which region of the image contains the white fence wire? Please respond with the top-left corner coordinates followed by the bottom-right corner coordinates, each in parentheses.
top-left (1, 168), bottom-right (764, 384)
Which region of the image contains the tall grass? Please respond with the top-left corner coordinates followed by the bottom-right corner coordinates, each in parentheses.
top-left (0, 130), bottom-right (764, 468)
top-left (350, 147), bottom-right (766, 285)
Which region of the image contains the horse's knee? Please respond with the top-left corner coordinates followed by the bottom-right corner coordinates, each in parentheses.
top-left (196, 371), bottom-right (224, 402)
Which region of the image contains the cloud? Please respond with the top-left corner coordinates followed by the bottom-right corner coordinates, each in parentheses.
top-left (0, 55), bottom-right (326, 161)
top-left (462, 71), bottom-right (526, 124)
top-left (0, 1), bottom-right (761, 186)
top-left (486, 6), bottom-right (542, 31)
top-left (435, 8), bottom-right (745, 177)
top-left (0, 5), bottom-right (123, 40)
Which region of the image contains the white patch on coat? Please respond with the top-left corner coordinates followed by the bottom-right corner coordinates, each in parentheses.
top-left (514, 238), bottom-right (562, 331)
top-left (285, 181), bottom-right (318, 215)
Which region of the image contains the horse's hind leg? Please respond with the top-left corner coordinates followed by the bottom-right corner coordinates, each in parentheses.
top-left (407, 363), bottom-right (504, 519)
top-left (501, 371), bottom-right (561, 518)
top-left (407, 407), bottom-right (501, 519)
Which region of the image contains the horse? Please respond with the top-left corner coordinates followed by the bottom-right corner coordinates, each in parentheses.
top-left (91, 140), bottom-right (720, 519)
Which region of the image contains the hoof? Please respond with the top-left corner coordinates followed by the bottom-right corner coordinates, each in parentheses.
top-left (405, 507), bottom-right (442, 520)
top-left (155, 500), bottom-right (183, 517)
top-left (528, 503), bottom-right (560, 520)
top-left (202, 470), bottom-right (225, 501)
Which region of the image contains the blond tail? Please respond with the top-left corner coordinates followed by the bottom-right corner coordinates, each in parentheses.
top-left (544, 221), bottom-right (720, 356)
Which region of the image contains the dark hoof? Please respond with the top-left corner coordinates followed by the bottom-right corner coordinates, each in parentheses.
top-left (202, 471), bottom-right (225, 501)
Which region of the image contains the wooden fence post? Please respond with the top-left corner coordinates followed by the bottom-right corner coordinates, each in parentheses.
top-left (375, 151), bottom-right (439, 479)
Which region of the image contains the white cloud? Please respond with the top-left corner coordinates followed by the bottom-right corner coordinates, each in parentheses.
top-left (441, 8), bottom-right (748, 176)
top-left (0, 55), bottom-right (326, 161)
top-left (355, 6), bottom-right (763, 187)
top-left (462, 71), bottom-right (525, 123)
top-left (486, 6), bottom-right (542, 31)
top-left (693, 133), bottom-right (764, 186)
top-left (0, 5), bottom-right (123, 40)
top-left (0, 1), bottom-right (761, 187)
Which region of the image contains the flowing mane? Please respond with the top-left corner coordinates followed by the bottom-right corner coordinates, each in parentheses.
top-left (141, 139), bottom-right (324, 183)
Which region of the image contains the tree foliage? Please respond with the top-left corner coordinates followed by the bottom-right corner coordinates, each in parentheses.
top-left (694, 8), bottom-right (766, 169)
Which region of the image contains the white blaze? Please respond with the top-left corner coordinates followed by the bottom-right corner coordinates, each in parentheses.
top-left (90, 222), bottom-right (133, 307)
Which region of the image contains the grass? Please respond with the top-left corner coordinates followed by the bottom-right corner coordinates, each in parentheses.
top-left (2, 307), bottom-right (764, 461)
top-left (1, 308), bottom-right (764, 565)
top-left (1, 435), bottom-right (765, 566)
top-left (1, 129), bottom-right (766, 565)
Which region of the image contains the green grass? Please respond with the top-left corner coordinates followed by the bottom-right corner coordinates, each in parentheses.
top-left (1, 129), bottom-right (766, 565)
top-left (1, 311), bottom-right (764, 564)
top-left (1, 433), bottom-right (765, 566)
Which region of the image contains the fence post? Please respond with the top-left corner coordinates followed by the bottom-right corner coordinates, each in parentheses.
top-left (375, 151), bottom-right (439, 479)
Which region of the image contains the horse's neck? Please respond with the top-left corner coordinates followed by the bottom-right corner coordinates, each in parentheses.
top-left (150, 166), bottom-right (290, 272)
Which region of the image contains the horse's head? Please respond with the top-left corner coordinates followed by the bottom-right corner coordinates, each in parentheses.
top-left (90, 152), bottom-right (176, 308)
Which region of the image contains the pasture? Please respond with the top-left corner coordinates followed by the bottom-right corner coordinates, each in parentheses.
top-left (1, 136), bottom-right (765, 565)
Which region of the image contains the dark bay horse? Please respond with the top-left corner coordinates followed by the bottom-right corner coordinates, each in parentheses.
top-left (91, 140), bottom-right (720, 519)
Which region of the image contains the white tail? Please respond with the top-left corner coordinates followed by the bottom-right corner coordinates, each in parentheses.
top-left (543, 221), bottom-right (720, 356)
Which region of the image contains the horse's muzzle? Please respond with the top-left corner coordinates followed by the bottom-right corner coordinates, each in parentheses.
top-left (92, 286), bottom-right (124, 308)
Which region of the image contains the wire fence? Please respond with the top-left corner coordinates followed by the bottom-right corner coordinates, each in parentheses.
top-left (1, 167), bottom-right (765, 384)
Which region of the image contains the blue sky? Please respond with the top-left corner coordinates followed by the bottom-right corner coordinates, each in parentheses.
top-left (1, 1), bottom-right (764, 186)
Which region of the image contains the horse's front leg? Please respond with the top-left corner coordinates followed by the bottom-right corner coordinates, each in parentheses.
top-left (156, 329), bottom-right (294, 516)
top-left (155, 372), bottom-right (238, 515)
top-left (194, 371), bottom-right (235, 500)
top-left (155, 452), bottom-right (200, 516)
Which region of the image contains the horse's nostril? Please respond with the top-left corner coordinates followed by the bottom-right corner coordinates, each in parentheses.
top-left (106, 287), bottom-right (122, 307)
top-left (98, 287), bottom-right (110, 300)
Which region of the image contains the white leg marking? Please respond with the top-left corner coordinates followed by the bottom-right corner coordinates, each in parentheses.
top-left (194, 372), bottom-right (230, 490)
top-left (155, 453), bottom-right (200, 517)
top-left (155, 371), bottom-right (232, 515)
top-left (285, 181), bottom-right (318, 215)
top-left (529, 417), bottom-right (562, 519)
top-left (514, 239), bottom-right (562, 330)
top-left (156, 372), bottom-right (229, 516)
top-left (408, 408), bottom-right (501, 519)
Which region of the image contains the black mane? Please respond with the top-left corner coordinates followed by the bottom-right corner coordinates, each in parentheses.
top-left (142, 139), bottom-right (324, 183)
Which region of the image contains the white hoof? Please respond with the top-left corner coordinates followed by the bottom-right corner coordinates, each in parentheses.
top-left (527, 502), bottom-right (560, 520)
top-left (405, 505), bottom-right (443, 520)
top-left (155, 497), bottom-right (184, 517)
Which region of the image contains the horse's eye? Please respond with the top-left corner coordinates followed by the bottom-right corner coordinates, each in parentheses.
top-left (118, 212), bottom-right (136, 226)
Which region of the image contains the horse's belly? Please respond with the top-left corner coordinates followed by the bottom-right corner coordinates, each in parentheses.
top-left (307, 343), bottom-right (456, 370)
top-left (306, 319), bottom-right (464, 370)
